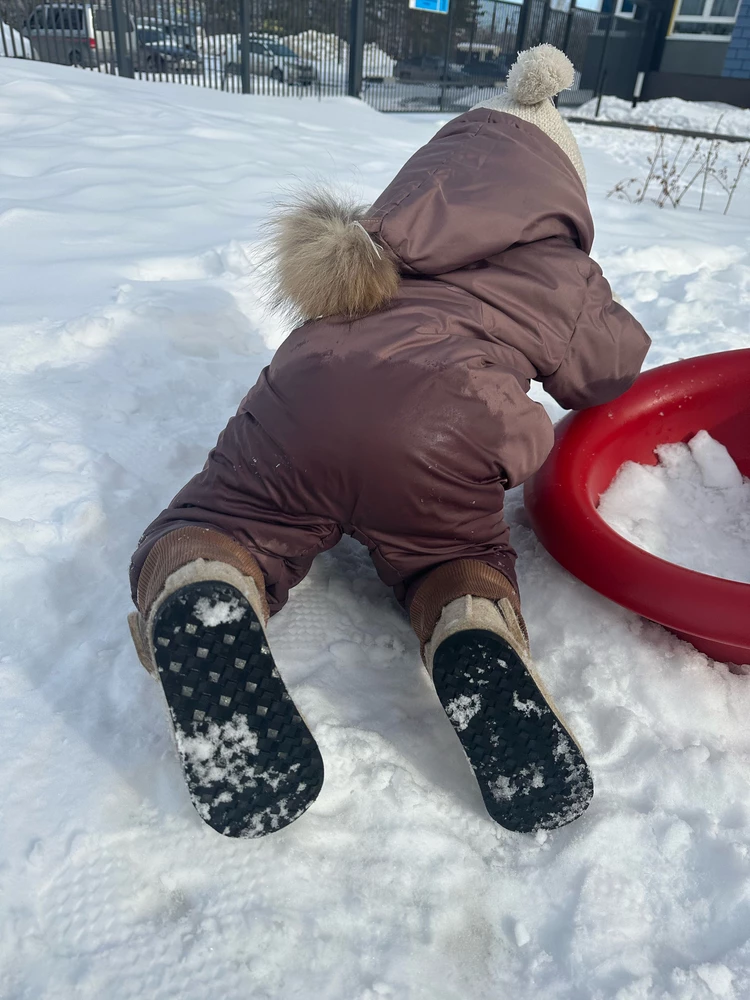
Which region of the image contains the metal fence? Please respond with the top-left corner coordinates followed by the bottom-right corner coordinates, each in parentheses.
top-left (0, 0), bottom-right (356, 95)
top-left (1, 0), bottom-right (631, 110)
top-left (358, 0), bottom-right (618, 111)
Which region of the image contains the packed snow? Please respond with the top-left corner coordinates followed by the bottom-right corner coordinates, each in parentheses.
top-left (175, 710), bottom-right (304, 835)
top-left (599, 432), bottom-right (750, 583)
top-left (1, 59), bottom-right (750, 1000)
top-left (283, 30), bottom-right (395, 81)
top-left (573, 95), bottom-right (750, 138)
top-left (445, 692), bottom-right (482, 730)
top-left (193, 594), bottom-right (247, 627)
top-left (0, 20), bottom-right (30, 57)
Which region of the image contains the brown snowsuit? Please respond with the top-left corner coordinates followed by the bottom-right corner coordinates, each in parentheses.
top-left (130, 110), bottom-right (650, 644)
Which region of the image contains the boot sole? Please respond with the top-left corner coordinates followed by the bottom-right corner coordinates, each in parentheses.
top-left (432, 629), bottom-right (593, 833)
top-left (151, 580), bottom-right (324, 838)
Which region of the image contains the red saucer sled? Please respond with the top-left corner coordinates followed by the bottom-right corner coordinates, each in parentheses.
top-left (524, 350), bottom-right (750, 669)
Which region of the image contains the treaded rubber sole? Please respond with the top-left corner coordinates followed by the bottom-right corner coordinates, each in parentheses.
top-left (151, 580), bottom-right (324, 838)
top-left (432, 629), bottom-right (593, 833)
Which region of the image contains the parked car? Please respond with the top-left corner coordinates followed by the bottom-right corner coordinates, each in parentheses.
top-left (394, 55), bottom-right (466, 83)
top-left (224, 35), bottom-right (318, 85)
top-left (22, 2), bottom-right (136, 67)
top-left (459, 56), bottom-right (512, 82)
top-left (136, 23), bottom-right (201, 72)
top-left (137, 17), bottom-right (200, 54)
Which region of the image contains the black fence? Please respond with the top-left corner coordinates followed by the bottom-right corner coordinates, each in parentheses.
top-left (0, 0), bottom-right (635, 111)
top-left (0, 0), bottom-right (357, 95)
top-left (359, 0), bottom-right (615, 111)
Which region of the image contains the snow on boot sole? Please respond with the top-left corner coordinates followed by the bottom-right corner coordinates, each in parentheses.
top-left (151, 580), bottom-right (324, 838)
top-left (432, 629), bottom-right (593, 833)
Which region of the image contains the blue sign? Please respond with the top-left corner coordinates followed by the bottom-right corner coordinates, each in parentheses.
top-left (409, 0), bottom-right (450, 13)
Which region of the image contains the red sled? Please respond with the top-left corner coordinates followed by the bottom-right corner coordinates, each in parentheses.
top-left (525, 349), bottom-right (750, 669)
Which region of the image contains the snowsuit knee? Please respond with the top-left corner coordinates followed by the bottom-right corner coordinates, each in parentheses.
top-left (130, 109), bottom-right (650, 625)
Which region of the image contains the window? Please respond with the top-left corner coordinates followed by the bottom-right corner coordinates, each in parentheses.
top-left (710, 0), bottom-right (738, 16)
top-left (616, 0), bottom-right (635, 17)
top-left (266, 43), bottom-right (297, 57)
top-left (94, 9), bottom-right (112, 30)
top-left (670, 0), bottom-right (739, 37)
top-left (164, 25), bottom-right (196, 45)
top-left (247, 41), bottom-right (267, 54)
top-left (49, 6), bottom-right (84, 30)
top-left (672, 19), bottom-right (734, 31)
top-left (26, 8), bottom-right (49, 28)
top-left (47, 7), bottom-right (83, 32)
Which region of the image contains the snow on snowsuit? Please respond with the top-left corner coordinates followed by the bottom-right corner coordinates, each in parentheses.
top-left (130, 110), bottom-right (650, 640)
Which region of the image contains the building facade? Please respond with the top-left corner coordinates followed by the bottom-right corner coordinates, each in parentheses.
top-left (722, 0), bottom-right (750, 76)
top-left (658, 0), bottom-right (741, 75)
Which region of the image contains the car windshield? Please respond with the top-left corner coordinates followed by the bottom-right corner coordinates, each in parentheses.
top-left (165, 25), bottom-right (195, 42)
top-left (139, 28), bottom-right (166, 42)
top-left (265, 43), bottom-right (297, 57)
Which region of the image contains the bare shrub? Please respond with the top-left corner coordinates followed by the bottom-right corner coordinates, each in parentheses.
top-left (608, 118), bottom-right (749, 217)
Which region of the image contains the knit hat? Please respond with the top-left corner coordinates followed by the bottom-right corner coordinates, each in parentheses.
top-left (472, 44), bottom-right (587, 189)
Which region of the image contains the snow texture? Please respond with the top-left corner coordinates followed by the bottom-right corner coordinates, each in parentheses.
top-left (600, 432), bottom-right (750, 583)
top-left (173, 713), bottom-right (304, 836)
top-left (445, 692), bottom-right (482, 730)
top-left (193, 595), bottom-right (247, 627)
top-left (573, 95), bottom-right (750, 138)
top-left (1, 59), bottom-right (750, 1000)
top-left (1, 21), bottom-right (31, 57)
top-left (283, 30), bottom-right (395, 80)
top-left (491, 764), bottom-right (546, 804)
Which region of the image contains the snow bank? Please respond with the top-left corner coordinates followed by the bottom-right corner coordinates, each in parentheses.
top-left (1, 20), bottom-right (31, 56)
top-left (283, 30), bottom-right (395, 78)
top-left (599, 431), bottom-right (750, 582)
top-left (2, 58), bottom-right (750, 1000)
top-left (574, 95), bottom-right (750, 138)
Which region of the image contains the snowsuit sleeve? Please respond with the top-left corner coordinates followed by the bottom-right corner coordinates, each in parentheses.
top-left (541, 261), bottom-right (650, 411)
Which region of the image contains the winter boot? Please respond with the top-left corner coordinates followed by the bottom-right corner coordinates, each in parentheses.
top-left (128, 553), bottom-right (324, 839)
top-left (425, 596), bottom-right (593, 833)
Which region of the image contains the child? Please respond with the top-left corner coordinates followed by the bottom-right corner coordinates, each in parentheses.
top-left (128, 45), bottom-right (650, 840)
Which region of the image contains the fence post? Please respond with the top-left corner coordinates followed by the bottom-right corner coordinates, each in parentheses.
top-left (111, 0), bottom-right (134, 78)
top-left (514, 0), bottom-right (533, 52)
top-left (348, 0), bottom-right (365, 97)
top-left (438, 0), bottom-right (456, 112)
top-left (539, 0), bottom-right (552, 45)
top-left (561, 0), bottom-right (576, 56)
top-left (240, 0), bottom-right (250, 94)
top-left (594, 11), bottom-right (615, 115)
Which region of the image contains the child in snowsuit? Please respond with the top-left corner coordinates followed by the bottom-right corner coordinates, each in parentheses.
top-left (128, 45), bottom-right (650, 839)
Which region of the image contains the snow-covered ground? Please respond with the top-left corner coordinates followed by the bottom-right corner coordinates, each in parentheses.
top-left (600, 432), bottom-right (750, 584)
top-left (2, 60), bottom-right (750, 1000)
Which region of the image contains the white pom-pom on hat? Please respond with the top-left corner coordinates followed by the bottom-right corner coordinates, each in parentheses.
top-left (506, 44), bottom-right (575, 105)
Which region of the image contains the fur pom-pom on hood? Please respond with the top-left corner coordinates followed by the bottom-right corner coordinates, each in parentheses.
top-left (265, 190), bottom-right (400, 322)
top-left (506, 44), bottom-right (575, 105)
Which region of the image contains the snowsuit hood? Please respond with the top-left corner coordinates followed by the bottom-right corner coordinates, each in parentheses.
top-left (268, 109), bottom-right (593, 323)
top-left (363, 108), bottom-right (593, 279)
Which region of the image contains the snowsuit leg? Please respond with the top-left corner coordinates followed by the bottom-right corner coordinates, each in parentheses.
top-left (130, 409), bottom-right (342, 616)
top-left (130, 403), bottom-right (522, 645)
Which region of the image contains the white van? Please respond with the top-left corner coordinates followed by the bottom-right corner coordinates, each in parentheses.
top-left (22, 3), bottom-right (137, 69)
